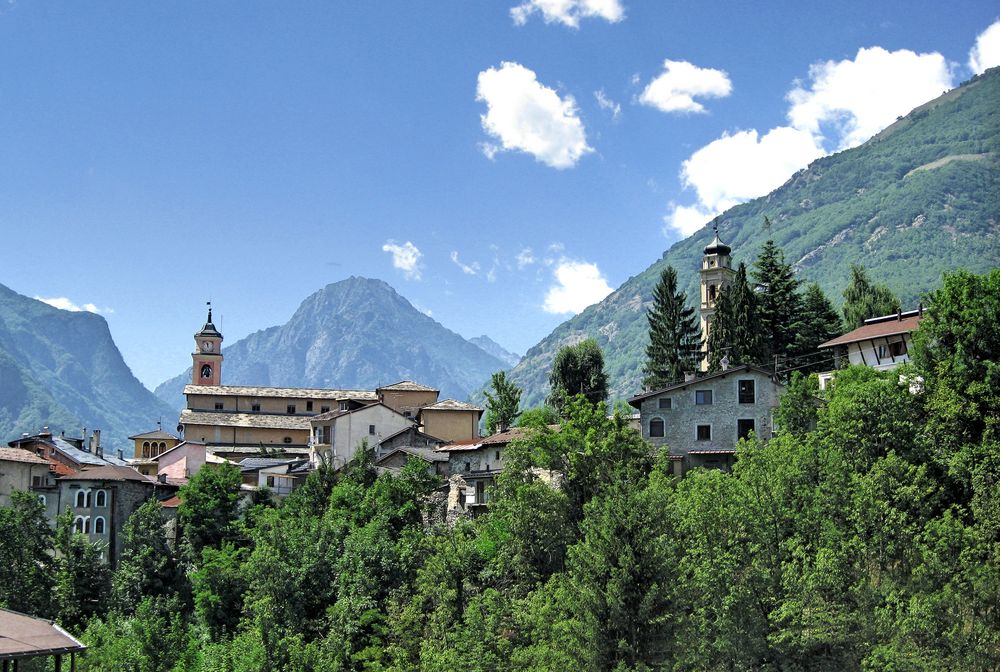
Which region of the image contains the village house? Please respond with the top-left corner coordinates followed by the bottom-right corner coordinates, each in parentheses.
top-left (8, 428), bottom-right (130, 477)
top-left (310, 402), bottom-right (418, 468)
top-left (127, 427), bottom-right (182, 476)
top-left (439, 428), bottom-right (525, 510)
top-left (238, 456), bottom-right (310, 498)
top-left (152, 440), bottom-right (231, 487)
top-left (629, 364), bottom-right (784, 475)
top-left (0, 447), bottom-right (53, 506)
top-left (817, 308), bottom-right (924, 389)
top-left (375, 446), bottom-right (450, 478)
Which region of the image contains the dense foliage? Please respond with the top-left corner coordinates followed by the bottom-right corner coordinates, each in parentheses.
top-left (483, 370), bottom-right (521, 434)
top-left (2, 270), bottom-right (997, 671)
top-left (546, 338), bottom-right (608, 412)
top-left (642, 266), bottom-right (701, 389)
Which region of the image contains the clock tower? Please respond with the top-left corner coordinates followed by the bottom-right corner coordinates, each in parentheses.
top-left (699, 222), bottom-right (735, 370)
top-left (192, 303), bottom-right (224, 386)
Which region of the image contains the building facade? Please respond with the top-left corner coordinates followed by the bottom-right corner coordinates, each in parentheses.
top-left (818, 309), bottom-right (924, 389)
top-left (0, 447), bottom-right (53, 506)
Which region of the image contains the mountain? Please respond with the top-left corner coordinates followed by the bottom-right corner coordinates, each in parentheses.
top-left (155, 277), bottom-right (509, 410)
top-left (509, 67), bottom-right (1000, 408)
top-left (0, 283), bottom-right (179, 456)
top-left (469, 335), bottom-right (521, 368)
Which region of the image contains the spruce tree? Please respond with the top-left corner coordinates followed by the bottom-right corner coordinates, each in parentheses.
top-left (752, 239), bottom-right (801, 364)
top-left (792, 283), bottom-right (842, 372)
top-left (642, 266), bottom-right (702, 389)
top-left (842, 264), bottom-right (901, 328)
top-left (707, 263), bottom-right (762, 370)
top-left (484, 370), bottom-right (522, 434)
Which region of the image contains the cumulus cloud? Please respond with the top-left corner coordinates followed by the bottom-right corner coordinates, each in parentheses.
top-left (516, 247), bottom-right (536, 269)
top-left (639, 59), bottom-right (732, 114)
top-left (594, 89), bottom-right (622, 120)
top-left (543, 259), bottom-right (614, 314)
top-left (382, 241), bottom-right (423, 280)
top-left (477, 62), bottom-right (592, 169)
top-left (787, 46), bottom-right (953, 150)
top-left (510, 0), bottom-right (624, 28)
top-left (665, 45), bottom-right (955, 237)
top-left (450, 251), bottom-right (480, 276)
top-left (969, 20), bottom-right (1000, 74)
top-left (35, 296), bottom-right (112, 314)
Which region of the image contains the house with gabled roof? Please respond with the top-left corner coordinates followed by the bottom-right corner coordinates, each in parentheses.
top-left (817, 308), bottom-right (924, 389)
top-left (418, 399), bottom-right (483, 444)
top-left (9, 429), bottom-right (129, 478)
top-left (629, 364), bottom-right (784, 476)
top-left (310, 402), bottom-right (418, 469)
top-left (0, 447), bottom-right (53, 506)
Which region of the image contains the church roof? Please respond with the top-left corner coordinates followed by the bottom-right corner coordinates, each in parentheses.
top-left (179, 409), bottom-right (313, 431)
top-left (703, 232), bottom-right (731, 256)
top-left (183, 385), bottom-right (378, 401)
top-left (195, 306), bottom-right (223, 339)
top-left (128, 430), bottom-right (179, 441)
top-left (377, 380), bottom-right (439, 392)
top-left (420, 399), bottom-right (483, 412)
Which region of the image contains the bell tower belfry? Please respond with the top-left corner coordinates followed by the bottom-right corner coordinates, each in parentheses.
top-left (699, 222), bottom-right (735, 369)
top-left (192, 302), bottom-right (224, 386)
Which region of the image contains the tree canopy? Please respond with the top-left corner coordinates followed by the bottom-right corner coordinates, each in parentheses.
top-left (642, 265), bottom-right (701, 389)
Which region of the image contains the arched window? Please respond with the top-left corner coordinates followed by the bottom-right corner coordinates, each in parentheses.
top-left (201, 364), bottom-right (213, 378)
top-left (75, 490), bottom-right (86, 508)
top-left (82, 517), bottom-right (91, 534)
top-left (142, 441), bottom-right (150, 458)
top-left (94, 516), bottom-right (106, 535)
top-left (85, 490), bottom-right (92, 508)
top-left (708, 284), bottom-right (717, 302)
top-left (649, 418), bottom-right (665, 438)
top-left (159, 441), bottom-right (167, 455)
top-left (73, 516), bottom-right (85, 533)
top-left (96, 490), bottom-right (107, 508)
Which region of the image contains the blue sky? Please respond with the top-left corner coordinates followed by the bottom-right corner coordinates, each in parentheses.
top-left (1, 1), bottom-right (997, 389)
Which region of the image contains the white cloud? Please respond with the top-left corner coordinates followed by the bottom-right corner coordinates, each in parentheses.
top-left (787, 46), bottom-right (953, 150)
top-left (664, 203), bottom-right (717, 238)
top-left (450, 251), bottom-right (480, 276)
top-left (594, 89), bottom-right (622, 120)
top-left (510, 0), bottom-right (623, 28)
top-left (516, 247), bottom-right (536, 269)
top-left (382, 241), bottom-right (423, 280)
top-left (477, 62), bottom-right (592, 169)
top-left (35, 296), bottom-right (112, 314)
top-left (969, 20), bottom-right (1000, 75)
top-left (639, 59), bottom-right (732, 114)
top-left (543, 259), bottom-right (613, 314)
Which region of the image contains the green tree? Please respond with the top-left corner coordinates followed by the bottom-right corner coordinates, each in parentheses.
top-left (0, 490), bottom-right (55, 617)
top-left (112, 499), bottom-right (184, 615)
top-left (842, 264), bottom-right (901, 328)
top-left (773, 371), bottom-right (820, 438)
top-left (192, 542), bottom-right (248, 641)
top-left (791, 282), bottom-right (843, 372)
top-left (707, 262), bottom-right (762, 370)
top-left (642, 265), bottom-right (702, 389)
top-left (752, 238), bottom-right (802, 363)
top-left (178, 462), bottom-right (241, 563)
top-left (547, 338), bottom-right (608, 412)
top-left (484, 370), bottom-right (522, 434)
top-left (55, 509), bottom-right (112, 630)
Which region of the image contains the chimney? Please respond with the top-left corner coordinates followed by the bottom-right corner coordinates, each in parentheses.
top-left (684, 372), bottom-right (697, 382)
top-left (918, 302), bottom-right (923, 315)
top-left (897, 308), bottom-right (902, 321)
top-left (720, 355), bottom-right (730, 371)
top-left (81, 428), bottom-right (88, 451)
top-left (117, 449), bottom-right (124, 461)
top-left (157, 474), bottom-right (166, 484)
top-left (92, 430), bottom-right (102, 458)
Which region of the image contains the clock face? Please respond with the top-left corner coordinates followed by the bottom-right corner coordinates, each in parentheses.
top-left (202, 340), bottom-right (214, 352)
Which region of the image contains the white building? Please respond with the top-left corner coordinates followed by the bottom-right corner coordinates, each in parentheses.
top-left (818, 309), bottom-right (923, 389)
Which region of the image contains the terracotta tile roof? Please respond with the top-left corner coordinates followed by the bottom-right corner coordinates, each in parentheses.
top-left (160, 495), bottom-right (182, 508)
top-left (183, 384), bottom-right (378, 401)
top-left (179, 409), bottom-right (312, 431)
top-left (128, 430), bottom-right (179, 440)
top-left (58, 465), bottom-right (156, 483)
top-left (376, 380), bottom-right (439, 392)
top-left (0, 447), bottom-right (50, 465)
top-left (0, 608), bottom-right (87, 658)
top-left (420, 399), bottom-right (483, 412)
top-left (820, 312), bottom-right (923, 348)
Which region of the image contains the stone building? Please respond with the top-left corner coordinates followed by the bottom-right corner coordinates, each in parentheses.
top-left (8, 429), bottom-right (129, 477)
top-left (629, 364), bottom-right (784, 475)
top-left (0, 447), bottom-right (53, 506)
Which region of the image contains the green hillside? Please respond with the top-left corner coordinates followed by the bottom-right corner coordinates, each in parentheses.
top-left (510, 67), bottom-right (1000, 407)
top-left (0, 283), bottom-right (178, 455)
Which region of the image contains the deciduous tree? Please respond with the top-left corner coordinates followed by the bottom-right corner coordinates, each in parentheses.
top-left (842, 264), bottom-right (900, 328)
top-left (547, 338), bottom-right (608, 412)
top-left (484, 370), bottom-right (522, 434)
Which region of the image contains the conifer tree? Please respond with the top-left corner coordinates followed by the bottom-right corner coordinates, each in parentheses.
top-left (842, 264), bottom-right (901, 328)
top-left (484, 370), bottom-right (522, 434)
top-left (791, 283), bottom-right (842, 372)
top-left (708, 262), bottom-right (762, 370)
top-left (752, 239), bottom-right (801, 363)
top-left (642, 266), bottom-right (702, 389)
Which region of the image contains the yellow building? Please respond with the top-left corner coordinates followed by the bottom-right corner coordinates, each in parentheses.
top-left (128, 428), bottom-right (182, 476)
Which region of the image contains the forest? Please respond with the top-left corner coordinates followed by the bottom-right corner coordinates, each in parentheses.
top-left (1, 268), bottom-right (997, 671)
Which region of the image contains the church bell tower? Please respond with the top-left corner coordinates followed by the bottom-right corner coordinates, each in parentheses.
top-left (699, 222), bottom-right (735, 369)
top-left (192, 302), bottom-right (224, 386)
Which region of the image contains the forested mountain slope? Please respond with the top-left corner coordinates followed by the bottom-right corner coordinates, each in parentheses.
top-left (510, 68), bottom-right (1000, 406)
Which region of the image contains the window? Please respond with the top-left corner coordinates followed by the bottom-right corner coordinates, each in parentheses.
top-left (73, 516), bottom-right (85, 533)
top-left (708, 284), bottom-right (717, 301)
top-left (339, 401), bottom-right (350, 411)
top-left (201, 364), bottom-right (212, 378)
top-left (658, 397), bottom-right (672, 410)
top-left (266, 476), bottom-right (275, 487)
top-left (368, 424), bottom-right (376, 436)
top-left (464, 462), bottom-right (471, 472)
top-left (214, 402), bottom-right (224, 410)
top-left (32, 475), bottom-right (42, 487)
top-left (737, 419), bottom-right (755, 440)
top-left (738, 380), bottom-right (755, 404)
top-left (320, 406), bottom-right (330, 414)
top-left (142, 441), bottom-right (150, 458)
top-left (96, 490), bottom-right (107, 507)
top-left (83, 517), bottom-right (91, 534)
top-left (251, 403), bottom-right (261, 412)
top-left (85, 491), bottom-right (92, 507)
top-left (889, 340), bottom-right (906, 357)
top-left (283, 436), bottom-right (292, 444)
top-left (696, 425), bottom-right (711, 441)
top-left (287, 405), bottom-right (296, 414)
top-left (306, 401), bottom-right (313, 412)
top-left (649, 418), bottom-right (665, 438)
top-left (74, 490), bottom-right (86, 508)
top-left (695, 390), bottom-right (713, 405)
top-left (93, 516), bottom-right (106, 535)
top-left (495, 451), bottom-right (501, 461)
top-left (403, 411), bottom-right (412, 418)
